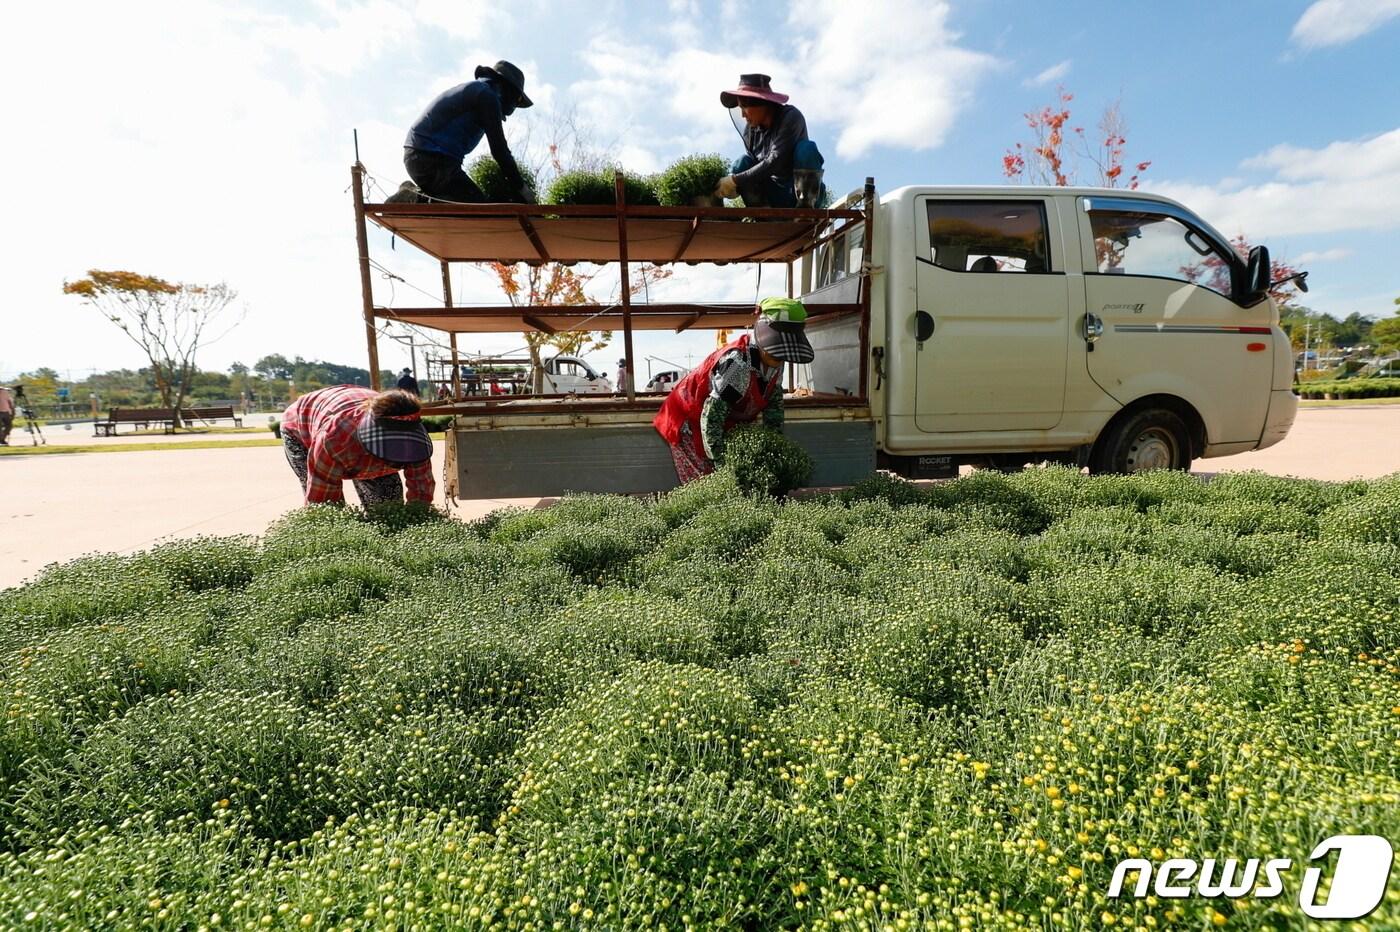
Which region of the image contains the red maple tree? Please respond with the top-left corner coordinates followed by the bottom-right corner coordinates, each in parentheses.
top-left (1003, 89), bottom-right (1150, 189)
top-left (1005, 89), bottom-right (1304, 306)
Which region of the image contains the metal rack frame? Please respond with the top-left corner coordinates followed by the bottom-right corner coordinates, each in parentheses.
top-left (351, 163), bottom-right (876, 411)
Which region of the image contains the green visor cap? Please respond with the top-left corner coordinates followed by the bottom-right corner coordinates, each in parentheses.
top-left (757, 296), bottom-right (808, 324)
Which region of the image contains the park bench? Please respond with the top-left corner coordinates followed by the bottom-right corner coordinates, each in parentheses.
top-left (183, 405), bottom-right (244, 427)
top-left (93, 407), bottom-right (177, 436)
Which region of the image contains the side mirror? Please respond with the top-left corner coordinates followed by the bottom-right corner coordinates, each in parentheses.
top-left (915, 311), bottom-right (935, 342)
top-left (1245, 244), bottom-right (1271, 301)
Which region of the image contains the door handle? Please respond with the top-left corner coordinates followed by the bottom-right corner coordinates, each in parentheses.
top-left (1082, 312), bottom-right (1103, 350)
top-left (915, 311), bottom-right (935, 342)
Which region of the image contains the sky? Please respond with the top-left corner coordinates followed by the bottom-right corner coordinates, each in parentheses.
top-left (2, 0), bottom-right (1398, 383)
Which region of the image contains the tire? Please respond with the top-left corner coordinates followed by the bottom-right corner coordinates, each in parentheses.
top-left (1089, 408), bottom-right (1192, 475)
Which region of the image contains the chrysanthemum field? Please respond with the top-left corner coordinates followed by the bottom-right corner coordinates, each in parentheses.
top-left (2, 468), bottom-right (1398, 930)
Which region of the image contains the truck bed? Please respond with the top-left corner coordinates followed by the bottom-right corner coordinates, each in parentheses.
top-left (444, 400), bottom-right (874, 499)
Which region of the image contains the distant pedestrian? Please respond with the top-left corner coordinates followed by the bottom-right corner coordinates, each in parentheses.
top-left (436, 382), bottom-right (452, 401)
top-left (396, 368), bottom-right (420, 396)
top-left (279, 386), bottom-right (435, 506)
top-left (616, 358), bottom-right (630, 396)
top-left (0, 386), bottom-right (14, 445)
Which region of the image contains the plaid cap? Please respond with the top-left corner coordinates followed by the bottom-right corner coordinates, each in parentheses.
top-left (355, 414), bottom-right (433, 466)
top-left (752, 297), bottom-right (814, 363)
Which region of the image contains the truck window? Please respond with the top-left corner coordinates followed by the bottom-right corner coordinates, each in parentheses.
top-left (813, 226), bottom-right (865, 288)
top-left (926, 201), bottom-right (1051, 273)
top-left (1088, 210), bottom-right (1233, 296)
top-left (553, 360), bottom-right (587, 378)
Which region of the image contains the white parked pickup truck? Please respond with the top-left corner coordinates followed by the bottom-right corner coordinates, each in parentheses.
top-left (798, 185), bottom-right (1298, 476)
top-left (540, 354), bottom-right (613, 395)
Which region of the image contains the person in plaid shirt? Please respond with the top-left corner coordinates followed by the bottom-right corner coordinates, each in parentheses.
top-left (280, 386), bottom-right (435, 505)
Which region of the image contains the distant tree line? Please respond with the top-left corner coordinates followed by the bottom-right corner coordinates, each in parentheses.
top-left (10, 356), bottom-right (394, 415)
top-left (1280, 308), bottom-right (1391, 353)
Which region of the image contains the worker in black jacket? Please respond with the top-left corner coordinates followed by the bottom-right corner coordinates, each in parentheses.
top-left (400, 60), bottom-right (536, 204)
top-left (713, 73), bottom-right (825, 208)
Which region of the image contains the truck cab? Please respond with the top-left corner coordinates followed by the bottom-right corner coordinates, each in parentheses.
top-left (801, 186), bottom-right (1298, 474)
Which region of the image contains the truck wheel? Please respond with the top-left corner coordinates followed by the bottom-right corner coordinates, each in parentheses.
top-left (1090, 408), bottom-right (1192, 475)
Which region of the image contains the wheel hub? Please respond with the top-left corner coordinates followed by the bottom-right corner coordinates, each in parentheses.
top-left (1125, 428), bottom-right (1176, 472)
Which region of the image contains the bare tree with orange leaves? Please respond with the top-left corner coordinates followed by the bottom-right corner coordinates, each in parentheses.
top-left (62, 270), bottom-right (241, 425)
top-left (488, 117), bottom-right (671, 394)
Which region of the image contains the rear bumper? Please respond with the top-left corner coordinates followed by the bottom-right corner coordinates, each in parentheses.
top-left (1258, 388), bottom-right (1298, 451)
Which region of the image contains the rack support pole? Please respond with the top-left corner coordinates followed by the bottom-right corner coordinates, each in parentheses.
top-left (441, 260), bottom-right (461, 399)
top-left (858, 177), bottom-right (876, 405)
top-left (614, 172), bottom-right (636, 402)
top-left (352, 163), bottom-right (382, 389)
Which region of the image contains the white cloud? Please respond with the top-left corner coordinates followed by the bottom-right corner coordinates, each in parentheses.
top-left (414, 0), bottom-right (498, 40)
top-left (1242, 129), bottom-right (1400, 182)
top-left (1291, 0), bottom-right (1400, 47)
top-left (565, 0), bottom-right (997, 168)
top-left (0, 0), bottom-right (994, 378)
top-left (0, 0), bottom-right (494, 379)
top-left (787, 0), bottom-right (997, 158)
top-left (1293, 247), bottom-right (1353, 263)
top-left (1152, 128), bottom-right (1400, 237)
top-left (1024, 59), bottom-right (1071, 87)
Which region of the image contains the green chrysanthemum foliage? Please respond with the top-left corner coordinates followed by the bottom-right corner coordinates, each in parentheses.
top-left (544, 168), bottom-right (658, 206)
top-left (467, 155), bottom-right (539, 203)
top-left (653, 468), bottom-right (745, 527)
top-left (840, 471), bottom-right (930, 507)
top-left (1318, 481), bottom-right (1400, 546)
top-left (722, 425), bottom-right (814, 498)
top-left (9, 688), bottom-right (351, 845)
top-left (7, 472), bottom-right (1400, 929)
top-left (653, 153), bottom-right (730, 206)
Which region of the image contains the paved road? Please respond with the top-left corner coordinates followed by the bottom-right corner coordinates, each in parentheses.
top-left (10, 412), bottom-right (282, 448)
top-left (3, 406), bottom-right (1397, 590)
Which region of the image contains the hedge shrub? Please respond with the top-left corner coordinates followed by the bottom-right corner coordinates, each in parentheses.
top-left (467, 155), bottom-right (539, 203)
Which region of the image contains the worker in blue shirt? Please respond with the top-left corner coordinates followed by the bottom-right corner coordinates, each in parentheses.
top-left (400, 60), bottom-right (536, 204)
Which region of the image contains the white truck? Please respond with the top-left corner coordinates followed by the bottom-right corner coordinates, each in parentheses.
top-left (354, 169), bottom-right (1297, 497)
top-left (539, 355), bottom-right (612, 395)
top-left (799, 185), bottom-right (1298, 477)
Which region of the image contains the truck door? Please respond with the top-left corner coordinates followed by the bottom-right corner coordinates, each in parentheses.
top-left (1076, 197), bottom-right (1272, 445)
top-left (913, 197), bottom-right (1071, 431)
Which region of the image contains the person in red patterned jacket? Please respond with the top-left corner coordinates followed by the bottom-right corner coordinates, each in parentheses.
top-left (279, 385), bottom-right (435, 506)
top-left (654, 297), bottom-right (814, 484)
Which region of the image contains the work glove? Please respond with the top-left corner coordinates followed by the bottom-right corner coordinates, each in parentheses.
top-left (714, 175), bottom-right (739, 199)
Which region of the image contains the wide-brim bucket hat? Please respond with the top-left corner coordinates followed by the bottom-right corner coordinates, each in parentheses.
top-left (752, 296), bottom-right (814, 364)
top-left (356, 412), bottom-right (434, 466)
top-left (476, 60), bottom-right (533, 108)
top-left (720, 73), bottom-right (790, 108)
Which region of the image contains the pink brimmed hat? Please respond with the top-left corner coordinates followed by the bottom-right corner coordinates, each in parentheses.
top-left (720, 73), bottom-right (790, 108)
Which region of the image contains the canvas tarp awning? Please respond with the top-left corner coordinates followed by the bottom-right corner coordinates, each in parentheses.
top-left (365, 202), bottom-right (864, 265)
top-left (375, 302), bottom-right (862, 334)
